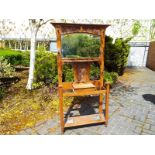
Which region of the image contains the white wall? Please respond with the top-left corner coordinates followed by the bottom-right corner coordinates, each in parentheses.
top-left (127, 44), bottom-right (149, 67)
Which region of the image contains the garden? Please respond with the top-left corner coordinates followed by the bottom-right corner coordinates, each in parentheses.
top-left (0, 34), bottom-right (131, 134)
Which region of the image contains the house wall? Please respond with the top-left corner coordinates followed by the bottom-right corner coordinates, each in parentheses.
top-left (146, 41), bottom-right (155, 71)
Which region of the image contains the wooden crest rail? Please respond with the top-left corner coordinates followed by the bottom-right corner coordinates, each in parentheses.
top-left (51, 22), bottom-right (110, 134)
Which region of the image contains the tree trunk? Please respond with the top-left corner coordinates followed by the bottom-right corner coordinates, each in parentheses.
top-left (26, 41), bottom-right (29, 50)
top-left (26, 29), bottom-right (38, 90)
top-left (20, 41), bottom-right (22, 50)
top-left (9, 40), bottom-right (11, 49)
top-left (15, 42), bottom-right (17, 50)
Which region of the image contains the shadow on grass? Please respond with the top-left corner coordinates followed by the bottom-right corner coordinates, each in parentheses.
top-left (143, 94), bottom-right (155, 105)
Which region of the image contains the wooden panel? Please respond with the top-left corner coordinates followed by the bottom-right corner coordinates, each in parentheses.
top-left (51, 23), bottom-right (110, 36)
top-left (73, 63), bottom-right (90, 83)
top-left (65, 114), bottom-right (105, 128)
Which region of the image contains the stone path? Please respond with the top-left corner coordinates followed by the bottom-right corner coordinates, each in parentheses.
top-left (18, 67), bottom-right (155, 135)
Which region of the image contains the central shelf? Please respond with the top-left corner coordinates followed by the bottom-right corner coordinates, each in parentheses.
top-left (62, 57), bottom-right (100, 63)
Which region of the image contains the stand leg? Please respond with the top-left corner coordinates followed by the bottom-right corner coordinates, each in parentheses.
top-left (99, 94), bottom-right (103, 115)
top-left (59, 87), bottom-right (64, 134)
top-left (105, 83), bottom-right (110, 125)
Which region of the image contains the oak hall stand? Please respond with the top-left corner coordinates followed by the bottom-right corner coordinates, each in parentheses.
top-left (51, 23), bottom-right (110, 134)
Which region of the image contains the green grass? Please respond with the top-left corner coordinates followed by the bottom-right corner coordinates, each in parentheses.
top-left (0, 49), bottom-right (22, 56)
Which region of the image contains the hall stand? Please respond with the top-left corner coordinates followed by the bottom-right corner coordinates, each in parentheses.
top-left (51, 23), bottom-right (110, 134)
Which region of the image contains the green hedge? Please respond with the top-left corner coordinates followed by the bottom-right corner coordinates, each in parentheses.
top-left (0, 49), bottom-right (30, 66)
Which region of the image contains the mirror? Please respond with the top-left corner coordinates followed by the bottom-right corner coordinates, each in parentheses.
top-left (62, 33), bottom-right (100, 58)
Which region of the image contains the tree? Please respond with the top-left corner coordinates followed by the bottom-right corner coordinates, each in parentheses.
top-left (132, 20), bottom-right (142, 36)
top-left (0, 19), bottom-right (15, 47)
top-left (149, 19), bottom-right (155, 41)
top-left (26, 19), bottom-right (51, 90)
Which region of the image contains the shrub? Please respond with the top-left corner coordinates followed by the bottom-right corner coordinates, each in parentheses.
top-left (34, 51), bottom-right (58, 85)
top-left (90, 63), bottom-right (100, 80)
top-left (63, 64), bottom-right (74, 82)
top-left (33, 50), bottom-right (118, 86)
top-left (61, 62), bottom-right (118, 85)
top-left (0, 57), bottom-right (15, 78)
top-left (0, 49), bottom-right (23, 65)
top-left (104, 71), bottom-right (118, 85)
top-left (37, 45), bottom-right (46, 53)
top-left (0, 49), bottom-right (30, 67)
top-left (105, 37), bottom-right (131, 75)
top-left (20, 51), bottom-right (30, 67)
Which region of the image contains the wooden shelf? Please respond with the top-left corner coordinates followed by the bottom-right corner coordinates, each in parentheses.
top-left (65, 114), bottom-right (105, 128)
top-left (73, 82), bottom-right (95, 89)
top-left (63, 89), bottom-right (106, 97)
top-left (62, 57), bottom-right (100, 63)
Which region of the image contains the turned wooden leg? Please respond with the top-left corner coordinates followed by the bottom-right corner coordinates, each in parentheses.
top-left (99, 94), bottom-right (103, 115)
top-left (59, 87), bottom-right (64, 134)
top-left (105, 82), bottom-right (110, 125)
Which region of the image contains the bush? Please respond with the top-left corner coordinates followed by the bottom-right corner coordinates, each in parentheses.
top-left (105, 37), bottom-right (131, 75)
top-left (34, 51), bottom-right (58, 85)
top-left (20, 51), bottom-right (30, 67)
top-left (0, 49), bottom-right (30, 67)
top-left (104, 71), bottom-right (118, 85)
top-left (63, 64), bottom-right (74, 82)
top-left (90, 63), bottom-right (100, 80)
top-left (33, 50), bottom-right (118, 86)
top-left (61, 62), bottom-right (118, 85)
top-left (0, 57), bottom-right (15, 100)
top-left (0, 57), bottom-right (15, 78)
top-left (0, 49), bottom-right (23, 65)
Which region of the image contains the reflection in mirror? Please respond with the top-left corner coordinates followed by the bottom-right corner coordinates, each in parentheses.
top-left (62, 33), bottom-right (100, 58)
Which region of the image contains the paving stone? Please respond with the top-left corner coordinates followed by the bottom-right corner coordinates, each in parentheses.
top-left (37, 127), bottom-right (49, 135)
top-left (135, 126), bottom-right (142, 134)
top-left (142, 129), bottom-right (155, 135)
top-left (150, 125), bottom-right (155, 132)
top-left (146, 119), bottom-right (155, 126)
top-left (25, 128), bottom-right (33, 134)
top-left (17, 130), bottom-right (29, 135)
top-left (143, 124), bottom-right (151, 130)
top-left (148, 114), bottom-right (155, 119)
